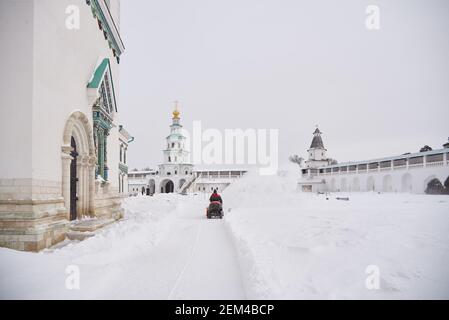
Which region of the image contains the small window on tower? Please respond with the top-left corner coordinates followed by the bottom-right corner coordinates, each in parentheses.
top-left (172, 143), bottom-right (175, 148)
top-left (168, 156), bottom-right (171, 162)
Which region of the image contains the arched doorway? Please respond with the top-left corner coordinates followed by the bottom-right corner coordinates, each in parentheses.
top-left (367, 176), bottom-right (375, 191)
top-left (425, 177), bottom-right (445, 194)
top-left (382, 175), bottom-right (392, 192)
top-left (69, 137), bottom-right (78, 220)
top-left (62, 111), bottom-right (96, 220)
top-left (341, 178), bottom-right (347, 192)
top-left (330, 178), bottom-right (336, 192)
top-left (160, 179), bottom-right (174, 193)
top-left (353, 177), bottom-right (360, 191)
top-left (401, 173), bottom-right (412, 193)
top-left (148, 179), bottom-right (156, 195)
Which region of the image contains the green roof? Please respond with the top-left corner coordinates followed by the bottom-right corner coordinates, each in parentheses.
top-left (87, 58), bottom-right (118, 112)
top-left (87, 58), bottom-right (109, 89)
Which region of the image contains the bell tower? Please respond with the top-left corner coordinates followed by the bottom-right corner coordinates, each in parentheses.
top-left (306, 127), bottom-right (329, 168)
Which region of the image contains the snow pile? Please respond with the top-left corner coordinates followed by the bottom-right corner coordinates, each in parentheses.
top-left (223, 169), bottom-right (298, 209)
top-left (223, 172), bottom-right (449, 299)
top-left (0, 194), bottom-right (182, 299)
top-left (55, 195), bottom-right (179, 262)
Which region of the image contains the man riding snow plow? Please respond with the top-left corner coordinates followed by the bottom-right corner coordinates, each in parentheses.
top-left (206, 189), bottom-right (224, 219)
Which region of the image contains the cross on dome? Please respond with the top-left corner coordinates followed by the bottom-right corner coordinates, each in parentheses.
top-left (172, 100), bottom-right (180, 119)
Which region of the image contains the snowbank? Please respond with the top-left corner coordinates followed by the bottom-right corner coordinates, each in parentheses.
top-left (223, 171), bottom-right (449, 299)
top-left (0, 194), bottom-right (182, 299)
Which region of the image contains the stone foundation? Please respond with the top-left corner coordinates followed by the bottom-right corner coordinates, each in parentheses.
top-left (0, 179), bottom-right (70, 251)
top-left (0, 178), bottom-right (125, 252)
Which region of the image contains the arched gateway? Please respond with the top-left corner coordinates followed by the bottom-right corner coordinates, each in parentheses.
top-left (61, 111), bottom-right (96, 220)
top-left (160, 179), bottom-right (174, 193)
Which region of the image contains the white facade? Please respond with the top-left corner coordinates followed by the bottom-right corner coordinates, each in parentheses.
top-left (0, 0), bottom-right (126, 251)
top-left (118, 125), bottom-right (134, 195)
top-left (192, 170), bottom-right (247, 193)
top-left (298, 129), bottom-right (449, 194)
top-left (128, 107), bottom-right (195, 195)
top-left (157, 106), bottom-right (194, 193)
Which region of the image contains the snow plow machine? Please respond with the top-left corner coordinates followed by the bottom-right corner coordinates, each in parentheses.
top-left (206, 201), bottom-right (224, 219)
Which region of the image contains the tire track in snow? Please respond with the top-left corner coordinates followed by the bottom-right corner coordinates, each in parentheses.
top-left (167, 220), bottom-right (203, 299)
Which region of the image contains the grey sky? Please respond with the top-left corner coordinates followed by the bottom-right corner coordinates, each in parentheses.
top-left (119, 0), bottom-right (449, 171)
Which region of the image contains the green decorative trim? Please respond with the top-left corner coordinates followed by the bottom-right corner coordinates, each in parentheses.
top-left (87, 0), bottom-right (125, 59)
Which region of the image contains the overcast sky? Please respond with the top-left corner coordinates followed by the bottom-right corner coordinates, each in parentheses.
top-left (119, 0), bottom-right (449, 171)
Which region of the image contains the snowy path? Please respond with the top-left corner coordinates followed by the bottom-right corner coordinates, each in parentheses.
top-left (105, 197), bottom-right (245, 299)
top-left (0, 194), bottom-right (246, 299)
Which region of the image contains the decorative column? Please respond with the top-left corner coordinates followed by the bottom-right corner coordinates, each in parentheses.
top-left (81, 155), bottom-right (90, 216)
top-left (98, 128), bottom-right (105, 178)
top-left (104, 130), bottom-right (109, 181)
top-left (88, 155), bottom-right (96, 216)
top-left (76, 157), bottom-right (84, 217)
top-left (61, 146), bottom-right (73, 218)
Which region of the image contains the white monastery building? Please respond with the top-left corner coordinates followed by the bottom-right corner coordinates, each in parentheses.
top-left (128, 106), bottom-right (246, 195)
top-left (298, 128), bottom-right (449, 194)
top-left (129, 106), bottom-right (194, 195)
top-left (0, 0), bottom-right (132, 251)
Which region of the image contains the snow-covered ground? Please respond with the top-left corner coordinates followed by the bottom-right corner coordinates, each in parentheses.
top-left (224, 171), bottom-right (449, 299)
top-left (1, 170), bottom-right (448, 299)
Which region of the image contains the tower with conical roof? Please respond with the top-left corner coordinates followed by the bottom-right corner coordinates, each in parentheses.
top-left (306, 127), bottom-right (329, 168)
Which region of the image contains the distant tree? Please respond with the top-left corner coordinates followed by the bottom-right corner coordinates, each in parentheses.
top-left (142, 167), bottom-right (151, 171)
top-left (131, 168), bottom-right (138, 172)
top-left (289, 154), bottom-right (304, 166)
top-left (328, 158), bottom-right (338, 165)
top-left (420, 145), bottom-right (432, 152)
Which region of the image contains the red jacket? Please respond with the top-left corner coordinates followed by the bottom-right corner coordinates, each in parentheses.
top-left (209, 192), bottom-right (223, 204)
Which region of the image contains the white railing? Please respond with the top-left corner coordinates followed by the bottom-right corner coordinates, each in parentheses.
top-left (426, 161), bottom-right (444, 167)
